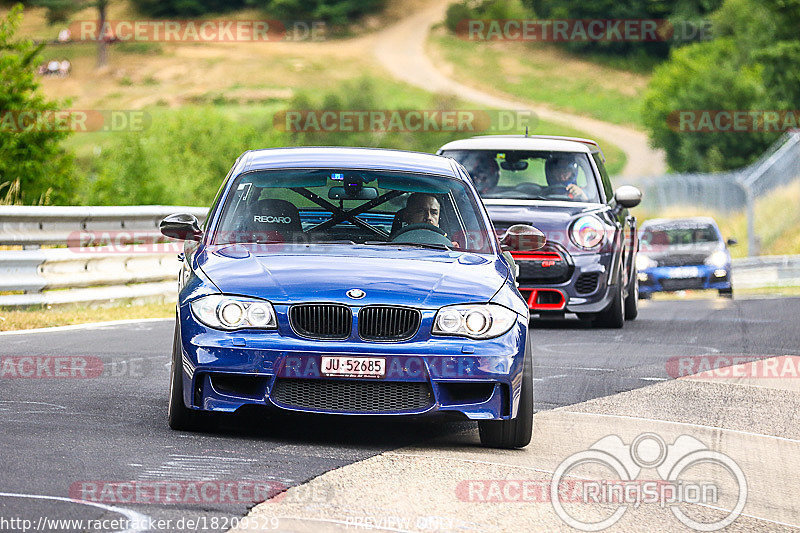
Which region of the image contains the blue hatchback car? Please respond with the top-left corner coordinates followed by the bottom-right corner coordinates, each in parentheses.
top-left (637, 217), bottom-right (735, 298)
top-left (160, 147), bottom-right (545, 448)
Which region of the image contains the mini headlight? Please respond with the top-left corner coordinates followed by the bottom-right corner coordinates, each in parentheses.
top-left (704, 250), bottom-right (729, 267)
top-left (190, 295), bottom-right (277, 330)
top-left (636, 253), bottom-right (657, 271)
top-left (433, 304), bottom-right (517, 339)
top-left (570, 216), bottom-right (605, 249)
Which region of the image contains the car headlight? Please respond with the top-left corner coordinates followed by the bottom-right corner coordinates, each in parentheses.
top-left (190, 295), bottom-right (277, 330)
top-left (570, 216), bottom-right (605, 250)
top-left (704, 250), bottom-right (729, 267)
top-left (433, 303), bottom-right (517, 339)
top-left (636, 253), bottom-right (657, 271)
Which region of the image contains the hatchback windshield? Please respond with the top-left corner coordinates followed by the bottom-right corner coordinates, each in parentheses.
top-left (441, 149), bottom-right (601, 203)
top-left (211, 169), bottom-right (494, 253)
top-left (641, 224), bottom-right (719, 247)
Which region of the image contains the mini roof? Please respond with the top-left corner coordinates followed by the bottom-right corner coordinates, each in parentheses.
top-left (438, 135), bottom-right (602, 157)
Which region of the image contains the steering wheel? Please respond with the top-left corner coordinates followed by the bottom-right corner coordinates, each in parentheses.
top-left (541, 185), bottom-right (575, 200)
top-left (392, 223), bottom-right (447, 239)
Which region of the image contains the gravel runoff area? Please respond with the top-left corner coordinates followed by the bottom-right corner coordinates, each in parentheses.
top-left (233, 355), bottom-right (800, 532)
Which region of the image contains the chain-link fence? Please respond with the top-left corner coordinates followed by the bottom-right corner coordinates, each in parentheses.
top-left (627, 131), bottom-right (800, 256)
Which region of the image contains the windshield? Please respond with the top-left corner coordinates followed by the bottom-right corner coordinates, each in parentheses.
top-left (211, 169), bottom-right (494, 253)
top-left (441, 149), bottom-right (601, 203)
top-left (641, 224), bottom-right (720, 247)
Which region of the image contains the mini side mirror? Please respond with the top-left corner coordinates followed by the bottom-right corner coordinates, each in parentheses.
top-left (727, 237), bottom-right (738, 246)
top-left (614, 185), bottom-right (642, 209)
top-left (501, 224), bottom-right (546, 251)
top-left (160, 213), bottom-right (202, 242)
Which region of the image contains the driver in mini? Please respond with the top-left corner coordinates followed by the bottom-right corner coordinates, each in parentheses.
top-left (545, 156), bottom-right (588, 201)
top-left (459, 152), bottom-right (500, 194)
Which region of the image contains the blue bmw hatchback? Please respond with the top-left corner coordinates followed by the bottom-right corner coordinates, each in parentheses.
top-left (160, 147), bottom-right (545, 448)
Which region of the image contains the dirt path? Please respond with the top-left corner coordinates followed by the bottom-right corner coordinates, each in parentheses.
top-left (371, 0), bottom-right (666, 178)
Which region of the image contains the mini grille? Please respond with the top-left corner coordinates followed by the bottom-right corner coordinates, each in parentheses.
top-left (358, 306), bottom-right (420, 341)
top-left (271, 379), bottom-right (433, 413)
top-left (575, 273), bottom-right (601, 294)
top-left (289, 304), bottom-right (351, 340)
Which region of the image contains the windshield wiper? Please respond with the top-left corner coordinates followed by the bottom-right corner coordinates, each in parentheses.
top-left (364, 241), bottom-right (451, 251)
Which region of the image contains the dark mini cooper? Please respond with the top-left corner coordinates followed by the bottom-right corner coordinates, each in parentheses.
top-left (438, 135), bottom-right (642, 328)
top-left (160, 147), bottom-right (548, 448)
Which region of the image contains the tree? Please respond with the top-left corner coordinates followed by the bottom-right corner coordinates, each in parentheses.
top-left (643, 0), bottom-right (800, 171)
top-left (0, 5), bottom-right (75, 204)
top-left (35, 0), bottom-right (108, 67)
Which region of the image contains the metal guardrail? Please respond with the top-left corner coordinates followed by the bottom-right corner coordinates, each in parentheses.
top-left (732, 255), bottom-right (800, 289)
top-left (0, 205), bottom-right (207, 247)
top-left (0, 206), bottom-right (207, 308)
top-left (0, 206), bottom-right (797, 307)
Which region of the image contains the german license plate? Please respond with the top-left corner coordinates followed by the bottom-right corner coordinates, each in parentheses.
top-left (667, 266), bottom-right (700, 278)
top-left (320, 356), bottom-right (386, 378)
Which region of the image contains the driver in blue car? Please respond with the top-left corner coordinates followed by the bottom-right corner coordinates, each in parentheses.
top-left (405, 192), bottom-right (441, 226)
top-left (403, 193), bottom-right (460, 248)
top-left (545, 156), bottom-right (588, 201)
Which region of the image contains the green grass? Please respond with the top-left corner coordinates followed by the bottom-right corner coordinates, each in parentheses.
top-left (430, 32), bottom-right (649, 128)
top-left (0, 302), bottom-right (173, 331)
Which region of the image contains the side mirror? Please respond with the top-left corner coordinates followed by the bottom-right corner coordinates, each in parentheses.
top-left (160, 213), bottom-right (202, 242)
top-left (614, 185), bottom-right (642, 209)
top-left (727, 237), bottom-right (738, 246)
top-left (501, 224), bottom-right (546, 251)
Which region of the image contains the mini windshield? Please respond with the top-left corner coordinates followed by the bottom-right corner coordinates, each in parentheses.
top-left (441, 149), bottom-right (601, 203)
top-left (211, 169), bottom-right (494, 253)
top-left (641, 225), bottom-right (720, 247)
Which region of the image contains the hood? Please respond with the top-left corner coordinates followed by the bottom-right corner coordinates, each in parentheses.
top-left (640, 242), bottom-right (722, 264)
top-left (484, 201), bottom-right (606, 251)
top-left (196, 243), bottom-right (508, 308)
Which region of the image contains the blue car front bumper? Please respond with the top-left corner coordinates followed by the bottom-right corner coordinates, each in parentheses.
top-left (639, 264), bottom-right (731, 294)
top-left (177, 304), bottom-right (528, 421)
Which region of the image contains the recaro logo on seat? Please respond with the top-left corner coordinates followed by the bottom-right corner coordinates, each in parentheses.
top-left (254, 216), bottom-right (292, 224)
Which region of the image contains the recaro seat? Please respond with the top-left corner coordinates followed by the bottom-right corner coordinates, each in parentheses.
top-left (243, 198), bottom-right (302, 242)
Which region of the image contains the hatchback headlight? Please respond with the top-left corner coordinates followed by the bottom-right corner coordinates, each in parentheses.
top-left (190, 295), bottom-right (277, 330)
top-left (636, 253), bottom-right (657, 271)
top-left (570, 216), bottom-right (605, 250)
top-left (433, 304), bottom-right (517, 339)
top-left (704, 250), bottom-right (729, 267)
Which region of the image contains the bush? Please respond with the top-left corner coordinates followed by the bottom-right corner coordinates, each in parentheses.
top-left (0, 5), bottom-right (75, 205)
top-left (445, 0), bottom-right (528, 33)
top-left (129, 0), bottom-right (247, 17)
top-left (522, 0), bottom-right (723, 58)
top-left (86, 107), bottom-right (283, 206)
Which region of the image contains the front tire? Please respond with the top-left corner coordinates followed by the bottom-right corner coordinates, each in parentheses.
top-left (479, 337), bottom-right (533, 449)
top-left (719, 287), bottom-right (733, 299)
top-left (168, 322), bottom-right (209, 431)
top-left (624, 267), bottom-right (639, 320)
top-left (593, 272), bottom-right (625, 328)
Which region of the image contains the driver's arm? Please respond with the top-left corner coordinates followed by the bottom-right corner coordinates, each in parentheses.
top-left (566, 183), bottom-right (588, 201)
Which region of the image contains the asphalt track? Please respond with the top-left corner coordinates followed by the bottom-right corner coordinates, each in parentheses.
top-left (0, 296), bottom-right (798, 532)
